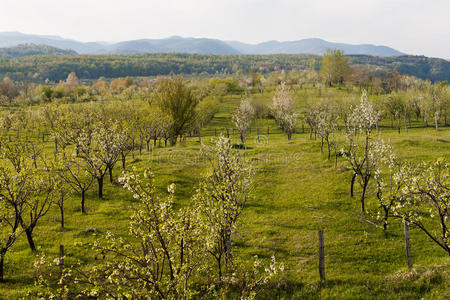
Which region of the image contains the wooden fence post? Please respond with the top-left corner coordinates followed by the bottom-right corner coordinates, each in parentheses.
top-left (404, 221), bottom-right (413, 269)
top-left (318, 230), bottom-right (325, 281)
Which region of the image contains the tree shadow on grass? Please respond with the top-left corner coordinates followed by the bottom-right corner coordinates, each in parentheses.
top-left (232, 144), bottom-right (253, 150)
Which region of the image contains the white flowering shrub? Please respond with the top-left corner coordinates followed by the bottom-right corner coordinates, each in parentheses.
top-left (393, 159), bottom-right (449, 255)
top-left (193, 136), bottom-right (254, 280)
top-left (347, 90), bottom-right (381, 136)
top-left (341, 136), bottom-right (392, 212)
top-left (232, 98), bottom-right (255, 144)
top-left (269, 82), bottom-right (297, 140)
top-left (342, 91), bottom-right (385, 212)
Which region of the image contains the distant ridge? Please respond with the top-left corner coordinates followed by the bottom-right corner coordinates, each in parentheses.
top-left (0, 32), bottom-right (404, 57)
top-left (0, 43), bottom-right (77, 58)
top-left (226, 38), bottom-right (403, 56)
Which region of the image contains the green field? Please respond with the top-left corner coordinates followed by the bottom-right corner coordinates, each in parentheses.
top-left (0, 86), bottom-right (449, 299)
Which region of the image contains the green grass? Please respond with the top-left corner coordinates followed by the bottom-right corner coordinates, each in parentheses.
top-left (0, 87), bottom-right (449, 298)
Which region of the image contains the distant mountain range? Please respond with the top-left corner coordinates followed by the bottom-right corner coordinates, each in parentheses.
top-left (0, 44), bottom-right (77, 58)
top-left (0, 32), bottom-right (404, 57)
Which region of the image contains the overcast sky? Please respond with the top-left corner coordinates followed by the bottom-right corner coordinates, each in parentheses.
top-left (0, 0), bottom-right (449, 58)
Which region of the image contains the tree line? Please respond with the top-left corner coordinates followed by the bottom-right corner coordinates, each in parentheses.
top-left (0, 52), bottom-right (449, 83)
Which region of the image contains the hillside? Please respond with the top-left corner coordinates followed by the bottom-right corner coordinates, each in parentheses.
top-left (349, 55), bottom-right (450, 82)
top-left (0, 43), bottom-right (77, 58)
top-left (226, 38), bottom-right (403, 56)
top-left (1, 53), bottom-right (449, 82)
top-left (107, 36), bottom-right (238, 55)
top-left (0, 32), bottom-right (104, 54)
top-left (0, 32), bottom-right (404, 57)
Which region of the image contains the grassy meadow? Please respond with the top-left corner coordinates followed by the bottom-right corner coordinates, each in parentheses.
top-left (0, 86), bottom-right (449, 299)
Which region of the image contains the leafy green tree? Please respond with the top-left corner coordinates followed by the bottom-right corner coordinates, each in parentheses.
top-left (320, 49), bottom-right (350, 86)
top-left (155, 77), bottom-right (198, 146)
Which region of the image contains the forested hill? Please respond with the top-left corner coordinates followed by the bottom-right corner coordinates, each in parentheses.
top-left (0, 44), bottom-right (77, 58)
top-left (348, 55), bottom-right (450, 82)
top-left (0, 53), bottom-right (449, 82)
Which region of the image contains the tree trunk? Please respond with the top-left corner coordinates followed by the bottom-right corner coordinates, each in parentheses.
top-left (59, 192), bottom-right (64, 228)
top-left (435, 113), bottom-right (439, 131)
top-left (81, 190), bottom-right (86, 214)
top-left (360, 176), bottom-right (370, 212)
top-left (108, 167), bottom-right (113, 183)
top-left (25, 229), bottom-right (36, 252)
top-left (97, 177), bottom-right (103, 199)
top-left (320, 138), bottom-right (323, 153)
top-left (326, 139), bottom-right (331, 161)
top-left (146, 140), bottom-right (150, 151)
top-left (404, 115), bottom-right (408, 133)
top-left (334, 150), bottom-right (338, 168)
top-left (0, 254), bottom-right (4, 282)
top-left (121, 153), bottom-right (126, 170)
top-left (60, 204), bottom-right (64, 229)
top-left (350, 173), bottom-right (357, 197)
top-left (170, 135), bottom-right (177, 146)
top-left (224, 228), bottom-right (232, 268)
top-left (383, 208), bottom-right (389, 231)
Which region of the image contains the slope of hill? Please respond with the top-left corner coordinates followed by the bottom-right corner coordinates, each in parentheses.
top-left (349, 55), bottom-right (450, 82)
top-left (107, 36), bottom-right (239, 55)
top-left (0, 32), bottom-right (405, 57)
top-left (0, 32), bottom-right (105, 54)
top-left (226, 38), bottom-right (404, 56)
top-left (0, 44), bottom-right (77, 58)
top-left (1, 53), bottom-right (449, 82)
